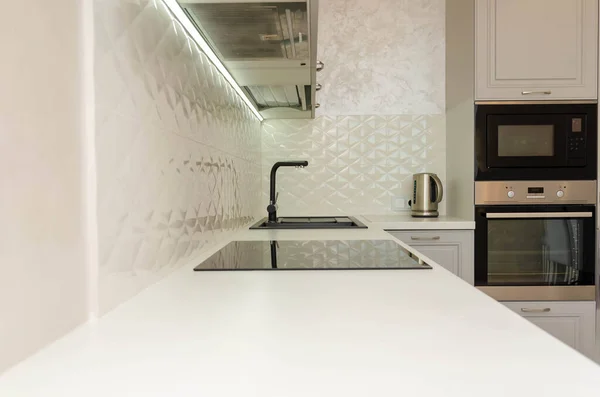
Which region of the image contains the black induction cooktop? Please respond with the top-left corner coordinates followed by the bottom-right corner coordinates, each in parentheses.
top-left (193, 240), bottom-right (432, 271)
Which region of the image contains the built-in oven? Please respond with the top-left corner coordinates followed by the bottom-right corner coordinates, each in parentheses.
top-left (475, 180), bottom-right (596, 301)
top-left (475, 103), bottom-right (597, 180)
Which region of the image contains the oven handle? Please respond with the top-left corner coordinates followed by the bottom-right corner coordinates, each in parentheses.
top-left (485, 212), bottom-right (593, 219)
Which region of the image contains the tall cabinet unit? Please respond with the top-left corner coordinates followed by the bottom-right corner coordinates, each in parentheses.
top-left (475, 0), bottom-right (599, 361)
top-left (475, 0), bottom-right (598, 101)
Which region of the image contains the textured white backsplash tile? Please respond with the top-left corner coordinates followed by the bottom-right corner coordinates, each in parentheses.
top-left (316, 0), bottom-right (445, 115)
top-left (94, 0), bottom-right (446, 310)
top-left (263, 0), bottom-right (447, 216)
top-left (95, 0), bottom-right (261, 313)
top-left (262, 115), bottom-right (446, 216)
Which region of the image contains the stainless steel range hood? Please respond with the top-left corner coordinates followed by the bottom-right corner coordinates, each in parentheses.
top-left (178, 0), bottom-right (319, 119)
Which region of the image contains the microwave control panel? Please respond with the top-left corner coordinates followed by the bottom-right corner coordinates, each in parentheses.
top-left (567, 116), bottom-right (586, 159)
top-left (475, 180), bottom-right (597, 205)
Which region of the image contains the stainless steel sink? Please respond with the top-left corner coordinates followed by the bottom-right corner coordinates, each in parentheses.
top-left (249, 216), bottom-right (367, 229)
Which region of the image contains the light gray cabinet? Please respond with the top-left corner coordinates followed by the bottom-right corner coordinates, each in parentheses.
top-left (502, 301), bottom-right (596, 359)
top-left (387, 230), bottom-right (474, 284)
top-left (475, 0), bottom-right (598, 100)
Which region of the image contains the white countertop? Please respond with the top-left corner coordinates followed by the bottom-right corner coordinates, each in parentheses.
top-left (361, 214), bottom-right (475, 230)
top-left (1, 220), bottom-right (599, 396)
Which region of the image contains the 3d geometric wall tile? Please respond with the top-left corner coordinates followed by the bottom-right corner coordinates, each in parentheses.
top-left (95, 0), bottom-right (261, 313)
top-left (262, 115), bottom-right (445, 216)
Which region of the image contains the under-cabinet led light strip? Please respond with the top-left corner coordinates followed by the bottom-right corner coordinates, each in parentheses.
top-left (161, 0), bottom-right (264, 121)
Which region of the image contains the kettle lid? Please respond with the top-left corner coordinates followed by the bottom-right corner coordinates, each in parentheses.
top-left (413, 172), bottom-right (437, 177)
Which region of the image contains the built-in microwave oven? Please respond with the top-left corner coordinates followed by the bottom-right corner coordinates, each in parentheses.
top-left (475, 103), bottom-right (597, 181)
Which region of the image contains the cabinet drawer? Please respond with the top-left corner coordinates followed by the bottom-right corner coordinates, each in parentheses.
top-left (502, 301), bottom-right (596, 358)
top-left (502, 301), bottom-right (595, 317)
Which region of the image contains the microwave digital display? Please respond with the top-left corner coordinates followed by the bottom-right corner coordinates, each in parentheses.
top-left (528, 187), bottom-right (544, 194)
top-left (572, 118), bottom-right (582, 132)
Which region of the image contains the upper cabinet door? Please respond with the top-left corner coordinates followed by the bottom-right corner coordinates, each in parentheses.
top-left (476, 0), bottom-right (598, 101)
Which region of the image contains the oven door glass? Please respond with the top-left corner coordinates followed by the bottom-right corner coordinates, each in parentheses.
top-left (487, 114), bottom-right (567, 168)
top-left (476, 207), bottom-right (595, 286)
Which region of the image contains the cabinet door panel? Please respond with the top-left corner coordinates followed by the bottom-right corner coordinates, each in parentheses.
top-left (525, 316), bottom-right (579, 349)
top-left (409, 245), bottom-right (459, 276)
top-left (476, 0), bottom-right (598, 100)
top-left (495, 0), bottom-right (579, 81)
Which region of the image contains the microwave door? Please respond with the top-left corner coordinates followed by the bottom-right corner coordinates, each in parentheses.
top-left (474, 103), bottom-right (597, 181)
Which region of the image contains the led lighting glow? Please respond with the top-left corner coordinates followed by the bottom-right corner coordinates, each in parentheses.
top-left (161, 0), bottom-right (264, 121)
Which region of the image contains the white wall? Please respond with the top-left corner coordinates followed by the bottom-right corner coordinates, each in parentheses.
top-left (94, 0), bottom-right (262, 314)
top-left (261, 0), bottom-right (446, 216)
top-left (0, 1), bottom-right (89, 373)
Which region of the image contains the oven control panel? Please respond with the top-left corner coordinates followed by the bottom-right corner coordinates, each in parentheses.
top-left (475, 180), bottom-right (597, 205)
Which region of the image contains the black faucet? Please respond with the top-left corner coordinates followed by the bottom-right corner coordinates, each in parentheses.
top-left (267, 161), bottom-right (309, 223)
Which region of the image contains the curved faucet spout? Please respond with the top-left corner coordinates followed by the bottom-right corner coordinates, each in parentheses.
top-left (267, 161), bottom-right (309, 223)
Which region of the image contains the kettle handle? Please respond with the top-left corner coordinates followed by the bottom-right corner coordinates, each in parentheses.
top-left (431, 174), bottom-right (443, 204)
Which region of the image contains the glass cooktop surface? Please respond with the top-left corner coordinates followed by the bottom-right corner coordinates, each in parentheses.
top-left (193, 240), bottom-right (432, 271)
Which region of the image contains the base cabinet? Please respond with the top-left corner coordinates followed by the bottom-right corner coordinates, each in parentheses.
top-left (387, 230), bottom-right (474, 284)
top-left (502, 301), bottom-right (596, 359)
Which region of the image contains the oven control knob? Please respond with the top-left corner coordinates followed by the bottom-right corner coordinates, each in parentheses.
top-left (557, 190), bottom-right (564, 198)
top-left (507, 190), bottom-right (515, 198)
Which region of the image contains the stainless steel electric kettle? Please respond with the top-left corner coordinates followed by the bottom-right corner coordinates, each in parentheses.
top-left (408, 173), bottom-right (443, 217)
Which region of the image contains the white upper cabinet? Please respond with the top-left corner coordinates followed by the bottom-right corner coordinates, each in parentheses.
top-left (475, 0), bottom-right (598, 101)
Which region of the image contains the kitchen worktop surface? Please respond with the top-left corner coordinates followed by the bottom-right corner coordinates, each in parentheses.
top-left (1, 219), bottom-right (598, 396)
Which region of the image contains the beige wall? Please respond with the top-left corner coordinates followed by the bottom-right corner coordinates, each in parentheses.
top-left (445, 0), bottom-right (475, 220)
top-left (0, 1), bottom-right (89, 373)
top-left (317, 0), bottom-right (445, 116)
